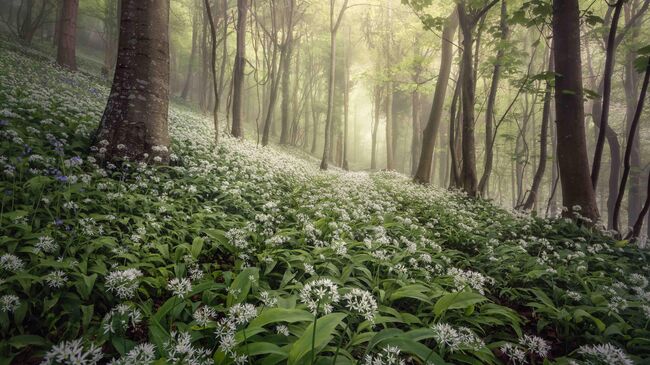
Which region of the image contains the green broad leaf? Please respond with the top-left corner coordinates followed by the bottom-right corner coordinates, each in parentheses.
top-left (287, 313), bottom-right (346, 365)
top-left (572, 309), bottom-right (605, 332)
top-left (434, 291), bottom-right (488, 316)
top-left (191, 237), bottom-right (204, 259)
top-left (389, 284), bottom-right (435, 304)
top-left (148, 319), bottom-right (170, 351)
top-left (376, 337), bottom-right (447, 365)
top-left (227, 267), bottom-right (259, 306)
top-left (75, 274), bottom-right (97, 300)
top-left (246, 342), bottom-right (288, 357)
top-left (8, 335), bottom-right (47, 349)
top-left (248, 308), bottom-right (314, 329)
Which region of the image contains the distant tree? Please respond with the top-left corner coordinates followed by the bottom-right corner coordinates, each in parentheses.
top-left (56, 0), bottom-right (78, 71)
top-left (231, 0), bottom-right (249, 138)
top-left (204, 0), bottom-right (220, 143)
top-left (0, 0), bottom-right (55, 45)
top-left (413, 8), bottom-right (458, 184)
top-left (552, 0), bottom-right (599, 221)
top-left (94, 0), bottom-right (171, 163)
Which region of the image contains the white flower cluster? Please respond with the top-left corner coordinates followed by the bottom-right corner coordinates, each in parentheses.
top-left (213, 303), bottom-right (258, 360)
top-left (0, 253), bottom-right (24, 272)
top-left (34, 236), bottom-right (59, 254)
top-left (430, 322), bottom-right (484, 352)
top-left (163, 331), bottom-right (211, 365)
top-left (193, 305), bottom-right (217, 326)
top-left (446, 267), bottom-right (491, 294)
top-left (577, 343), bottom-right (633, 365)
top-left (40, 339), bottom-right (103, 365)
top-left (1, 294), bottom-right (20, 312)
top-left (105, 268), bottom-right (143, 299)
top-left (299, 278), bottom-right (340, 315)
top-left (343, 288), bottom-right (377, 323)
top-left (108, 343), bottom-right (156, 365)
top-left (102, 303), bottom-right (143, 335)
top-left (362, 345), bottom-right (405, 365)
top-left (167, 277), bottom-right (192, 298)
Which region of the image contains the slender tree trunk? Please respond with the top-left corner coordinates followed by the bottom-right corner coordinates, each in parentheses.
top-left (181, 4), bottom-right (198, 100)
top-left (370, 85), bottom-right (380, 170)
top-left (231, 0), bottom-right (248, 138)
top-left (56, 0), bottom-right (78, 71)
top-left (627, 169), bottom-right (650, 242)
top-left (592, 0), bottom-right (624, 189)
top-left (204, 0), bottom-right (220, 143)
top-left (413, 8), bottom-right (458, 183)
top-left (552, 0), bottom-right (599, 221)
top-left (449, 75), bottom-right (462, 188)
top-left (342, 33), bottom-right (351, 170)
top-left (410, 91), bottom-right (421, 176)
top-left (614, 57), bottom-right (649, 232)
top-left (478, 0), bottom-right (507, 195)
top-left (94, 0), bottom-right (171, 163)
top-left (523, 48), bottom-right (554, 210)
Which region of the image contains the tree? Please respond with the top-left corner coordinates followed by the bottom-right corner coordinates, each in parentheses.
top-left (94, 0), bottom-right (171, 163)
top-left (320, 0), bottom-right (349, 170)
top-left (181, 1), bottom-right (199, 100)
top-left (204, 0), bottom-right (221, 143)
top-left (457, 0), bottom-right (499, 197)
top-left (478, 0), bottom-right (507, 195)
top-left (413, 8), bottom-right (458, 184)
top-left (552, 0), bottom-right (599, 221)
top-left (231, 0), bottom-right (249, 138)
top-left (56, 0), bottom-right (78, 71)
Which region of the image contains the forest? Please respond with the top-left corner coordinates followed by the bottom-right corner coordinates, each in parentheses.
top-left (0, 0), bottom-right (649, 364)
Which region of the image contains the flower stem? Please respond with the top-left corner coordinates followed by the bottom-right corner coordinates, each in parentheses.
top-left (310, 301), bottom-right (320, 365)
top-left (332, 321), bottom-right (349, 365)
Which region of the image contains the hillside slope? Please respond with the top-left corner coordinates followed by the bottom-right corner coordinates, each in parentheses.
top-left (1, 42), bottom-right (649, 365)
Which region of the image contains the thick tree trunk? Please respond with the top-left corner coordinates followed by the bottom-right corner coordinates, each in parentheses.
top-left (94, 0), bottom-right (170, 163)
top-left (448, 75), bottom-right (462, 188)
top-left (552, 0), bottom-right (599, 221)
top-left (478, 0), bottom-right (507, 195)
top-left (231, 0), bottom-right (248, 138)
top-left (458, 5), bottom-right (478, 196)
top-left (279, 41), bottom-right (294, 144)
top-left (320, 31), bottom-right (337, 170)
top-left (413, 8), bottom-right (458, 183)
top-left (56, 0), bottom-right (78, 71)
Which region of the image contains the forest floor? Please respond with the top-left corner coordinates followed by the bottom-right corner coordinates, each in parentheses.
top-left (1, 40), bottom-right (649, 365)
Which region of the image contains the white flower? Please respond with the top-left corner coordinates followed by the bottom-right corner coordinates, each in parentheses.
top-left (40, 339), bottom-right (103, 365)
top-left (519, 334), bottom-right (550, 358)
top-left (1, 294), bottom-right (20, 312)
top-left (105, 269), bottom-right (143, 299)
top-left (34, 236), bottom-right (59, 254)
top-left (102, 304), bottom-right (143, 335)
top-left (0, 253), bottom-right (24, 272)
top-left (259, 291), bottom-right (278, 307)
top-left (446, 267), bottom-right (491, 294)
top-left (193, 306), bottom-right (217, 326)
top-left (163, 331), bottom-right (211, 365)
top-left (430, 322), bottom-right (484, 352)
top-left (228, 303), bottom-right (258, 326)
top-left (577, 343), bottom-right (633, 365)
top-left (109, 343), bottom-right (156, 365)
top-left (344, 288), bottom-right (377, 323)
top-left (275, 325), bottom-right (290, 336)
top-left (45, 270), bottom-right (68, 288)
top-left (167, 278), bottom-right (192, 299)
top-left (500, 343), bottom-right (526, 365)
top-left (363, 345), bottom-right (405, 365)
top-left (299, 278), bottom-right (340, 315)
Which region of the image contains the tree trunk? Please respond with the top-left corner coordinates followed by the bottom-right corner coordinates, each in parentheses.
top-left (410, 91), bottom-right (421, 176)
top-left (523, 47), bottom-right (554, 211)
top-left (458, 4), bottom-right (478, 196)
top-left (614, 57), bottom-right (649, 232)
top-left (413, 8), bottom-right (458, 183)
top-left (56, 0), bottom-right (78, 71)
top-left (204, 0), bottom-right (220, 143)
top-left (370, 85), bottom-right (380, 170)
top-left (552, 0), bottom-right (599, 221)
top-left (342, 32), bottom-right (351, 171)
top-left (181, 3), bottom-right (198, 100)
top-left (94, 0), bottom-right (170, 163)
top-left (231, 0), bottom-right (248, 138)
top-left (320, 30), bottom-right (337, 170)
top-left (478, 0), bottom-right (507, 195)
top-left (591, 0), bottom-right (624, 189)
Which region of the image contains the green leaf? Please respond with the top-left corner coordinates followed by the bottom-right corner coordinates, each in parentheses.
top-left (8, 335), bottom-right (47, 349)
top-left (287, 313), bottom-right (346, 365)
top-left (248, 308), bottom-right (314, 329)
top-left (227, 267), bottom-right (259, 306)
top-left (191, 237), bottom-right (204, 259)
top-left (434, 291), bottom-right (488, 316)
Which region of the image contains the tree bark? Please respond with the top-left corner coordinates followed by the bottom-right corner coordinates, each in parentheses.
top-left (56, 0), bottom-right (78, 71)
top-left (458, 4), bottom-right (478, 196)
top-left (478, 0), bottom-right (507, 195)
top-left (231, 0), bottom-right (248, 138)
top-left (523, 47), bottom-right (554, 211)
top-left (413, 8), bottom-right (458, 183)
top-left (94, 0), bottom-right (170, 163)
top-left (181, 3), bottom-right (199, 101)
top-left (591, 0), bottom-right (624, 190)
top-left (204, 0), bottom-right (220, 143)
top-left (552, 0), bottom-right (599, 221)
top-left (614, 57), bottom-right (649, 232)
